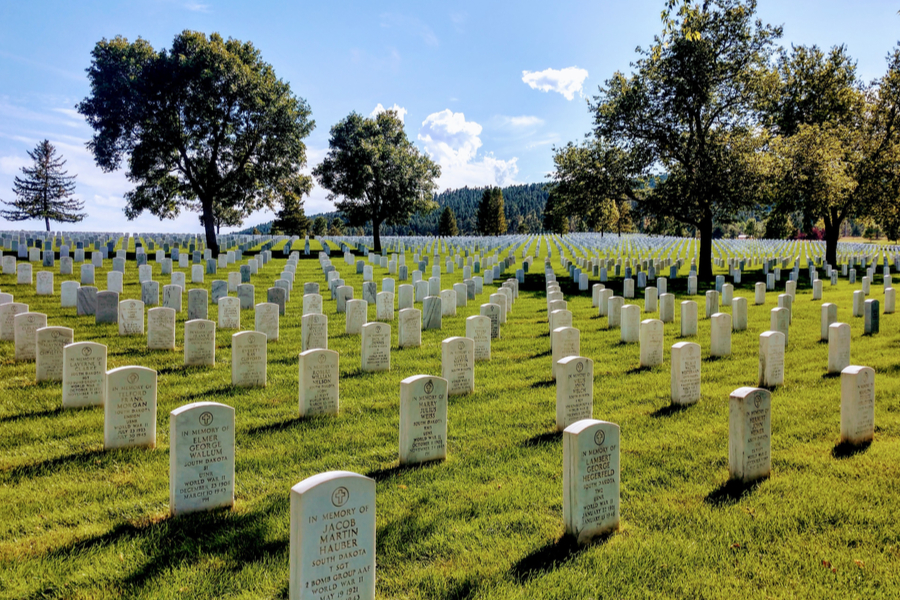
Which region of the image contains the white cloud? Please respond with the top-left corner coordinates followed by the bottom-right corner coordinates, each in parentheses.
top-left (521, 66), bottom-right (589, 101)
top-left (496, 115), bottom-right (544, 129)
top-left (0, 155), bottom-right (29, 175)
top-left (370, 103), bottom-right (408, 124)
top-left (92, 194), bottom-right (125, 208)
top-left (185, 3), bottom-right (210, 12)
top-left (418, 109), bottom-right (518, 190)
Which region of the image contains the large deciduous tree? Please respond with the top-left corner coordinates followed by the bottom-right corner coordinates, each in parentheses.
top-left (77, 31), bottom-right (314, 255)
top-left (764, 44), bottom-right (900, 265)
top-left (557, 0), bottom-right (779, 280)
top-left (313, 110), bottom-right (440, 253)
top-left (1, 140), bottom-right (85, 231)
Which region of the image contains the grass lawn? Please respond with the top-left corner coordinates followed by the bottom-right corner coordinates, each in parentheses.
top-left (1, 236), bottom-right (899, 599)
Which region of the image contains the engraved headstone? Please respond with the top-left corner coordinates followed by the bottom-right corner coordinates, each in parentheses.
top-left (400, 375), bottom-right (448, 464)
top-left (218, 296), bottom-right (241, 330)
top-left (556, 356), bottom-right (593, 431)
top-left (828, 322), bottom-right (851, 374)
top-left (441, 336), bottom-right (474, 396)
top-left (298, 348), bottom-right (340, 417)
top-left (104, 366), bottom-right (157, 449)
top-left (147, 307), bottom-right (176, 350)
top-left (231, 331), bottom-right (267, 387)
top-left (184, 319), bottom-right (216, 366)
top-left (728, 387), bottom-right (771, 483)
top-left (670, 341), bottom-right (701, 405)
top-left (465, 315), bottom-right (491, 361)
top-left (118, 299), bottom-right (145, 335)
top-left (398, 308), bottom-right (421, 349)
top-left (361, 322), bottom-right (390, 372)
top-left (62, 341), bottom-right (108, 408)
top-left (563, 419), bottom-right (620, 544)
top-left (301, 313), bottom-right (328, 352)
top-left (758, 331), bottom-right (785, 388)
top-left (841, 365), bottom-right (875, 446)
top-left (36, 326), bottom-right (74, 382)
top-left (96, 290), bottom-right (119, 324)
top-left (639, 319), bottom-right (664, 367)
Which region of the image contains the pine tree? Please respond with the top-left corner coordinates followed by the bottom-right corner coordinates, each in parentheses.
top-left (312, 216), bottom-right (327, 237)
top-left (492, 187), bottom-right (507, 234)
top-left (476, 187), bottom-right (507, 235)
top-left (1, 140), bottom-right (85, 231)
top-left (438, 206), bottom-right (459, 236)
top-left (271, 193), bottom-right (310, 236)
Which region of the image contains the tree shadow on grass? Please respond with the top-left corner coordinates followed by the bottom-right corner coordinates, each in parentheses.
top-left (821, 372), bottom-right (841, 380)
top-left (509, 534), bottom-right (590, 583)
top-left (531, 349), bottom-right (551, 358)
top-left (626, 365), bottom-right (652, 375)
top-left (366, 460), bottom-right (442, 482)
top-left (176, 385), bottom-right (238, 404)
top-left (29, 494), bottom-right (289, 600)
top-left (2, 446), bottom-right (113, 485)
top-left (650, 404), bottom-right (689, 419)
top-left (521, 430), bottom-right (562, 448)
top-left (0, 405), bottom-right (67, 424)
top-left (832, 440), bottom-right (871, 459)
top-left (244, 415), bottom-right (323, 437)
top-left (705, 478), bottom-right (765, 506)
top-left (530, 379), bottom-right (554, 389)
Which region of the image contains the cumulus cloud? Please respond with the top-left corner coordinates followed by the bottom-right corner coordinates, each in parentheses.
top-left (185, 3), bottom-right (211, 12)
top-left (370, 103), bottom-right (408, 124)
top-left (496, 115), bottom-right (544, 129)
top-left (521, 66), bottom-right (589, 100)
top-left (418, 109), bottom-right (518, 189)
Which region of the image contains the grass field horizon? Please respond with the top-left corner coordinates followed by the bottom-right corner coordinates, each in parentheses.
top-left (1, 234), bottom-right (899, 599)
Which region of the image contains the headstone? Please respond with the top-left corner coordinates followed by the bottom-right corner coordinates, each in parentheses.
top-left (267, 286), bottom-right (287, 316)
top-left (639, 319), bottom-right (664, 367)
top-left (360, 322), bottom-right (390, 372)
top-left (680, 301), bottom-right (698, 337)
top-left (620, 305), bottom-right (640, 344)
top-left (301, 313), bottom-right (328, 352)
top-left (76, 286), bottom-right (98, 316)
top-left (147, 307), bottom-right (176, 350)
top-left (211, 280), bottom-right (228, 305)
top-left (563, 419), bottom-right (620, 544)
top-left (14, 312), bottom-right (47, 361)
top-left (36, 326), bottom-right (74, 382)
top-left (710, 313), bottom-right (732, 357)
top-left (188, 288), bottom-right (208, 321)
top-left (184, 319), bottom-right (216, 367)
top-left (303, 293), bottom-right (323, 316)
top-left (827, 322), bottom-right (851, 374)
top-left (61, 281), bottom-right (79, 307)
top-left (118, 299), bottom-right (145, 335)
top-left (104, 366), bottom-right (158, 449)
top-left (556, 356), bottom-right (593, 431)
top-left (732, 297), bottom-right (748, 331)
top-left (442, 336), bottom-right (474, 396)
top-left (231, 331), bottom-right (267, 387)
top-left (398, 308), bottom-right (422, 349)
top-left (142, 280), bottom-right (160, 307)
top-left (758, 331), bottom-right (785, 387)
top-left (217, 296), bottom-right (241, 330)
top-left (770, 307), bottom-right (790, 347)
top-left (168, 402), bottom-right (235, 516)
top-left (728, 387), bottom-right (771, 483)
top-left (840, 365), bottom-right (875, 446)
top-left (466, 315), bottom-right (491, 361)
top-left (346, 299), bottom-right (368, 335)
top-left (820, 302), bottom-right (837, 341)
top-left (670, 342), bottom-right (701, 405)
top-left (289, 472), bottom-right (376, 600)
top-left (36, 271), bottom-right (53, 295)
top-left (423, 296), bottom-right (442, 330)
top-left (255, 302), bottom-right (279, 341)
top-left (399, 375), bottom-right (449, 464)
top-left (96, 291), bottom-right (119, 324)
top-left (607, 296), bottom-right (624, 329)
top-left (864, 299), bottom-right (880, 335)
top-left (62, 341), bottom-right (108, 408)
top-left (298, 348), bottom-right (340, 416)
top-left (17, 263), bottom-right (33, 285)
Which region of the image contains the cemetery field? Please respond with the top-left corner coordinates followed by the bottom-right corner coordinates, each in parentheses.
top-left (2, 237), bottom-right (900, 599)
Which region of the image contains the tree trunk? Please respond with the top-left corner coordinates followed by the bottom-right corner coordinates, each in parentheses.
top-left (45, 216), bottom-right (50, 232)
top-left (201, 198), bottom-right (219, 256)
top-left (372, 219), bottom-right (382, 253)
top-left (825, 222), bottom-right (840, 267)
top-left (699, 215), bottom-right (714, 282)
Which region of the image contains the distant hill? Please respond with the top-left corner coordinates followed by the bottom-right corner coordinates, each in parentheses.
top-left (237, 183), bottom-right (549, 236)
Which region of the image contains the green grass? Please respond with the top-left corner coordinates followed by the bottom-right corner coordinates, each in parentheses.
top-left (1, 237), bottom-right (899, 599)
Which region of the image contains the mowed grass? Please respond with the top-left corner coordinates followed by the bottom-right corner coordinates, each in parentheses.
top-left (1, 237), bottom-right (899, 600)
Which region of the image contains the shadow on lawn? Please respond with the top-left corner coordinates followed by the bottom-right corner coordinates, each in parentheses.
top-left (521, 430), bottom-right (562, 447)
top-left (650, 404), bottom-right (689, 418)
top-left (510, 534), bottom-right (587, 582)
top-left (2, 447), bottom-right (108, 485)
top-left (704, 478), bottom-right (765, 506)
top-left (367, 460), bottom-right (441, 482)
top-left (0, 405), bottom-right (66, 424)
top-left (832, 440), bottom-right (871, 459)
top-left (28, 495), bottom-right (289, 600)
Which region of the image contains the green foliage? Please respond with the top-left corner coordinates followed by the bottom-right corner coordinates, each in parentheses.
top-left (764, 210), bottom-right (794, 239)
top-left (542, 191), bottom-right (569, 234)
top-left (572, 0), bottom-right (781, 279)
top-left (476, 187), bottom-right (507, 235)
top-left (77, 31), bottom-right (314, 254)
top-left (271, 189), bottom-right (310, 237)
top-left (313, 110), bottom-right (440, 252)
top-left (438, 206), bottom-right (459, 236)
top-left (327, 217), bottom-right (344, 236)
top-left (312, 215), bottom-right (327, 237)
top-left (0, 140), bottom-right (84, 231)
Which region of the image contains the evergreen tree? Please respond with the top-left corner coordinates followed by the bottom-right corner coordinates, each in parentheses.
top-left (438, 206), bottom-right (459, 236)
top-left (271, 191), bottom-right (310, 237)
top-left (1, 140), bottom-right (85, 231)
top-left (542, 191), bottom-right (569, 234)
top-left (328, 217), bottom-right (344, 236)
top-left (477, 187), bottom-right (507, 235)
top-left (312, 216), bottom-right (327, 237)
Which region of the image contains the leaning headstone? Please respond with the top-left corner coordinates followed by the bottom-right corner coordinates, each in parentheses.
top-left (231, 331), bottom-right (267, 387)
top-left (289, 471), bottom-right (376, 600)
top-left (169, 402), bottom-right (235, 516)
top-left (36, 326), bottom-right (74, 382)
top-left (556, 356), bottom-right (593, 431)
top-left (118, 299), bottom-right (145, 336)
top-left (728, 387), bottom-right (771, 483)
top-left (301, 313), bottom-right (328, 352)
top-left (840, 365), bottom-right (875, 446)
top-left (361, 322), bottom-right (391, 372)
top-left (758, 331), bottom-right (785, 387)
top-left (563, 419), bottom-right (620, 544)
top-left (184, 319), bottom-right (216, 367)
top-left (298, 348), bottom-right (340, 417)
top-left (400, 375), bottom-right (449, 465)
top-left (442, 336), bottom-right (475, 396)
top-left (147, 307), bottom-right (176, 350)
top-left (14, 312), bottom-right (47, 361)
top-left (62, 341), bottom-right (108, 408)
top-left (671, 342), bottom-right (701, 405)
top-left (104, 366), bottom-right (158, 449)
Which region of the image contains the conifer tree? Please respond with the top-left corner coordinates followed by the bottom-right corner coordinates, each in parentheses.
top-left (1, 140), bottom-right (85, 231)
top-left (438, 206), bottom-right (459, 236)
top-left (271, 192), bottom-right (310, 236)
top-left (477, 187), bottom-right (507, 235)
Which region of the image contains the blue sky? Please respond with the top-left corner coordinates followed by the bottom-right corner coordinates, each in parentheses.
top-left (0, 0), bottom-right (897, 234)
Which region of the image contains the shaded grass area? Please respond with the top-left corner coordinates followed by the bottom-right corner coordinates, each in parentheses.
top-left (0, 237), bottom-right (899, 598)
